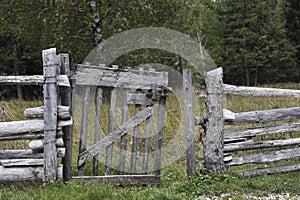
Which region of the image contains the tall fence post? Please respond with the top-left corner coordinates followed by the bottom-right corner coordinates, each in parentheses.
top-left (203, 67), bottom-right (225, 173)
top-left (183, 69), bottom-right (196, 176)
top-left (43, 48), bottom-right (59, 182)
top-left (59, 53), bottom-right (73, 181)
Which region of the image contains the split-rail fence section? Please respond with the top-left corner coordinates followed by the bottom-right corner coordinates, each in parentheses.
top-left (0, 49), bottom-right (300, 184)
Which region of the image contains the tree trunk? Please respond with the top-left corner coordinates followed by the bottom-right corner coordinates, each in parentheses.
top-left (12, 35), bottom-right (23, 100)
top-left (90, 0), bottom-right (102, 46)
top-left (242, 0), bottom-right (250, 86)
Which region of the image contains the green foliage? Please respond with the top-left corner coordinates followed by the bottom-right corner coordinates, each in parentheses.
top-left (217, 0), bottom-right (297, 85)
top-left (0, 0), bottom-right (299, 93)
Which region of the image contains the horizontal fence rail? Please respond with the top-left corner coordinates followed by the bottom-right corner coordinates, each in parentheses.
top-left (199, 68), bottom-right (300, 177)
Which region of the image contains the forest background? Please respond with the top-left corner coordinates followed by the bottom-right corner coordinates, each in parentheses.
top-left (0, 0), bottom-right (299, 99)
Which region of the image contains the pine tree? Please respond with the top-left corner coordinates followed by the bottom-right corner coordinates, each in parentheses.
top-left (218, 0), bottom-right (297, 85)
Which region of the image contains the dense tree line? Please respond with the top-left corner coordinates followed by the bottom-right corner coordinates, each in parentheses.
top-left (0, 0), bottom-right (299, 98)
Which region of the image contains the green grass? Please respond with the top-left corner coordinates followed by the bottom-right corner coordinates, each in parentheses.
top-left (1, 83), bottom-right (300, 199)
top-left (0, 166), bottom-right (299, 200)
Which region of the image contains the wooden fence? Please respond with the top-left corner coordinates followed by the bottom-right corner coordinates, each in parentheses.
top-left (71, 63), bottom-right (168, 185)
top-left (0, 48), bottom-right (72, 183)
top-left (2, 50), bottom-right (299, 184)
top-left (195, 67), bottom-right (300, 176)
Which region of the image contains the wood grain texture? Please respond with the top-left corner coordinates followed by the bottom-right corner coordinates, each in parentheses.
top-left (237, 163), bottom-right (300, 176)
top-left (227, 106), bottom-right (300, 125)
top-left (24, 106), bottom-right (70, 119)
top-left (0, 75), bottom-right (69, 87)
top-left (131, 90), bottom-right (142, 175)
top-left (43, 48), bottom-right (59, 182)
top-left (224, 122), bottom-right (300, 139)
top-left (0, 166), bottom-right (62, 183)
top-left (153, 93), bottom-right (167, 176)
top-left (75, 66), bottom-right (168, 89)
top-left (203, 68), bottom-right (225, 173)
top-left (183, 69), bottom-right (196, 176)
top-left (93, 87), bottom-right (103, 176)
top-left (1, 159), bottom-right (44, 167)
top-left (119, 89), bottom-right (129, 174)
top-left (0, 120), bottom-right (71, 139)
top-left (224, 138), bottom-right (300, 152)
top-left (78, 107), bottom-right (153, 167)
top-left (226, 147), bottom-right (300, 166)
top-left (105, 88), bottom-right (117, 175)
top-left (224, 84), bottom-right (300, 98)
top-left (60, 53), bottom-right (73, 181)
top-left (78, 86), bottom-right (91, 176)
top-left (142, 104), bottom-right (153, 174)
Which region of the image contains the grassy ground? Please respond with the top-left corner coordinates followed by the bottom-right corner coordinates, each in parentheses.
top-left (1, 83), bottom-right (300, 199)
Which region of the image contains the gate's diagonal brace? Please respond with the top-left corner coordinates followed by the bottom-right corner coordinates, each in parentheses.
top-left (78, 106), bottom-right (153, 167)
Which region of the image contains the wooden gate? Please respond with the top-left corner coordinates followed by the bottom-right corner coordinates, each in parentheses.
top-left (72, 64), bottom-right (168, 185)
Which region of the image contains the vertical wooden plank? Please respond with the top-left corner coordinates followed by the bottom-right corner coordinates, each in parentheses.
top-left (78, 86), bottom-right (91, 176)
top-left (105, 88), bottom-right (117, 175)
top-left (183, 69), bottom-right (196, 176)
top-left (203, 67), bottom-right (225, 173)
top-left (142, 91), bottom-right (153, 174)
top-left (153, 89), bottom-right (167, 176)
top-left (93, 87), bottom-right (103, 176)
top-left (59, 53), bottom-right (73, 181)
top-left (130, 89), bottom-right (142, 174)
top-left (119, 89), bottom-right (129, 174)
top-left (43, 48), bottom-right (58, 182)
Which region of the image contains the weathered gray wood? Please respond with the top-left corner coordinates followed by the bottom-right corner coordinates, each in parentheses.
top-left (153, 92), bottom-right (167, 176)
top-left (0, 150), bottom-right (42, 159)
top-left (203, 68), bottom-right (225, 173)
top-left (0, 149), bottom-right (65, 159)
top-left (24, 106), bottom-right (70, 119)
top-left (0, 120), bottom-right (46, 137)
top-left (0, 132), bottom-right (44, 141)
top-left (1, 159), bottom-right (44, 167)
top-left (224, 84), bottom-right (300, 98)
top-left (105, 88), bottom-right (117, 175)
top-left (0, 120), bottom-right (71, 138)
top-left (223, 109), bottom-right (235, 122)
top-left (78, 106), bottom-right (153, 167)
top-left (224, 138), bottom-right (300, 152)
top-left (183, 69), bottom-right (196, 176)
top-left (227, 147), bottom-right (300, 166)
top-left (0, 166), bottom-right (63, 183)
top-left (142, 103), bottom-right (153, 174)
top-left (78, 86), bottom-right (91, 176)
top-left (237, 163), bottom-right (300, 176)
top-left (0, 75), bottom-right (70, 87)
top-left (131, 90), bottom-right (142, 174)
top-left (60, 53), bottom-right (73, 181)
top-left (195, 109), bottom-right (235, 126)
top-left (93, 87), bottom-right (103, 176)
top-left (73, 175), bottom-right (160, 186)
top-left (224, 122), bottom-right (300, 139)
top-left (228, 106), bottom-right (300, 125)
top-left (127, 93), bottom-right (153, 105)
top-left (29, 138), bottom-right (64, 150)
top-left (75, 65), bottom-right (168, 89)
top-left (119, 89), bottom-right (129, 174)
top-left (43, 48), bottom-right (59, 182)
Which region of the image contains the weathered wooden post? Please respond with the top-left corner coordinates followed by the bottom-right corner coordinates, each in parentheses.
top-left (203, 67), bottom-right (225, 173)
top-left (59, 53), bottom-right (73, 181)
top-left (183, 69), bottom-right (196, 176)
top-left (43, 48), bottom-right (59, 182)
